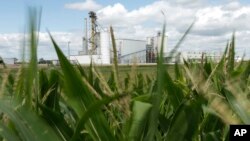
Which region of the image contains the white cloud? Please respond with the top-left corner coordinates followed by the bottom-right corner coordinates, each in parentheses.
top-left (65, 0), bottom-right (102, 11)
top-left (0, 32), bottom-right (83, 60)
top-left (95, 1), bottom-right (250, 57)
top-left (96, 1), bottom-right (196, 40)
top-left (97, 3), bottom-right (128, 26)
top-left (98, 1), bottom-right (201, 29)
top-left (0, 33), bottom-right (23, 59)
top-left (166, 0), bottom-right (205, 8)
top-left (1, 0), bottom-right (250, 60)
top-left (38, 32), bottom-right (84, 59)
top-left (194, 2), bottom-right (250, 37)
top-left (222, 1), bottom-right (241, 10)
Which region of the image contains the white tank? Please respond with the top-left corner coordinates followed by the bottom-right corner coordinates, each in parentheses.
top-left (82, 37), bottom-right (88, 55)
top-left (155, 35), bottom-right (167, 55)
top-left (100, 31), bottom-right (111, 64)
top-left (146, 37), bottom-right (153, 45)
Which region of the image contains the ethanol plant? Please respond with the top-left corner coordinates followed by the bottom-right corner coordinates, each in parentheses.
top-left (69, 11), bottom-right (169, 65)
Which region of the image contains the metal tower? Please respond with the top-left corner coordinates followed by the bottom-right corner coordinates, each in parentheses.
top-left (89, 11), bottom-right (98, 54)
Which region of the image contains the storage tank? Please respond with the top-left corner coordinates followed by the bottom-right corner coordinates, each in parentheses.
top-left (146, 37), bottom-right (153, 45)
top-left (79, 37), bottom-right (88, 55)
top-left (154, 32), bottom-right (168, 55)
top-left (100, 31), bottom-right (110, 64)
top-left (95, 32), bottom-right (101, 55)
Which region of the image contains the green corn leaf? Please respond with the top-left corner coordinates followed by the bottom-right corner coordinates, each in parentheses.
top-left (200, 114), bottom-right (225, 141)
top-left (164, 70), bottom-right (184, 110)
top-left (222, 88), bottom-right (250, 124)
top-left (71, 93), bottom-right (127, 141)
top-left (0, 123), bottom-right (20, 141)
top-left (127, 101), bottom-right (152, 141)
top-left (241, 61), bottom-right (250, 84)
top-left (47, 69), bottom-right (61, 111)
top-left (49, 32), bottom-right (116, 141)
top-left (110, 26), bottom-right (120, 93)
top-left (145, 23), bottom-right (166, 141)
top-left (0, 100), bottom-right (61, 141)
top-left (39, 69), bottom-right (49, 100)
top-left (88, 61), bottom-right (94, 86)
top-left (24, 8), bottom-right (41, 109)
top-left (174, 63), bottom-right (184, 82)
top-left (76, 63), bottom-right (87, 79)
top-left (39, 104), bottom-right (74, 141)
top-left (226, 33), bottom-right (235, 75)
top-left (166, 100), bottom-right (202, 141)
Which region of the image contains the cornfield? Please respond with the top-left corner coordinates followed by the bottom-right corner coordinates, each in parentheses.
top-left (0, 9), bottom-right (249, 141)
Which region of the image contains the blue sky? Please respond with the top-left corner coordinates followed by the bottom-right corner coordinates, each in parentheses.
top-left (0, 0), bottom-right (155, 33)
top-left (0, 0), bottom-right (250, 59)
top-left (1, 0), bottom-right (248, 33)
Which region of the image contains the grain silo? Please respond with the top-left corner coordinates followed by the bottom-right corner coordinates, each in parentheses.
top-left (154, 32), bottom-right (168, 55)
top-left (100, 30), bottom-right (110, 64)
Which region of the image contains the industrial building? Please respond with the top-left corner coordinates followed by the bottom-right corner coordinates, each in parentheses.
top-left (69, 11), bottom-right (227, 65)
top-left (116, 39), bottom-right (146, 64)
top-left (69, 11), bottom-right (169, 65)
top-left (182, 51), bottom-right (223, 63)
top-left (2, 58), bottom-right (18, 65)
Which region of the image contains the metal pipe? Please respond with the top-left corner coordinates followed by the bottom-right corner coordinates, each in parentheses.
top-left (85, 18), bottom-right (88, 54)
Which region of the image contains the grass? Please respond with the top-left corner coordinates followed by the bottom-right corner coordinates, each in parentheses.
top-left (0, 9), bottom-right (249, 141)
